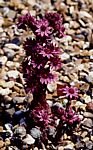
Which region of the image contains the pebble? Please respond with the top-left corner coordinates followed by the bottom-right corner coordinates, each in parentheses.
top-left (0, 56), bottom-right (7, 65)
top-left (6, 61), bottom-right (14, 68)
top-left (47, 82), bottom-right (57, 93)
top-left (86, 102), bottom-right (93, 113)
top-left (3, 48), bottom-right (15, 60)
top-left (14, 126), bottom-right (26, 138)
top-left (7, 70), bottom-right (19, 79)
top-left (5, 139), bottom-right (11, 146)
top-left (13, 96), bottom-right (25, 104)
top-left (64, 144), bottom-right (74, 150)
top-left (0, 80), bottom-right (15, 88)
top-left (83, 112), bottom-right (93, 118)
top-left (81, 118), bottom-right (93, 129)
top-left (23, 134), bottom-right (35, 145)
top-left (0, 140), bottom-right (4, 148)
top-left (5, 43), bottom-right (22, 51)
top-left (86, 141), bottom-right (93, 149)
top-left (0, 88), bottom-right (12, 95)
top-left (30, 128), bottom-right (41, 139)
top-left (0, 126), bottom-right (3, 132)
top-left (5, 108), bottom-right (15, 118)
top-left (75, 141), bottom-right (85, 149)
top-left (61, 53), bottom-right (70, 61)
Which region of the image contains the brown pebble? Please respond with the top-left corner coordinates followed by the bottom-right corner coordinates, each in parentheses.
top-left (0, 126), bottom-right (3, 132)
top-left (0, 140), bottom-right (4, 148)
top-left (86, 102), bottom-right (93, 113)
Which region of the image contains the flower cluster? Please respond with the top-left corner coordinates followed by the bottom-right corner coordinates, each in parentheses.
top-left (30, 107), bottom-right (49, 127)
top-left (17, 12), bottom-right (80, 145)
top-left (17, 12), bottom-right (65, 94)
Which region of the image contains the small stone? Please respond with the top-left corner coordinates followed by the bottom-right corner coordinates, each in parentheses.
top-left (82, 118), bottom-right (93, 129)
top-left (4, 48), bottom-right (15, 60)
top-left (0, 140), bottom-right (4, 148)
top-left (58, 146), bottom-right (64, 150)
top-left (14, 126), bottom-right (26, 138)
top-left (5, 108), bottom-right (15, 118)
top-left (6, 61), bottom-right (14, 68)
top-left (83, 95), bottom-right (91, 104)
top-left (5, 139), bottom-right (11, 146)
top-left (0, 126), bottom-right (3, 132)
top-left (61, 53), bottom-right (70, 61)
top-left (83, 137), bottom-right (89, 143)
top-left (81, 131), bottom-right (88, 138)
top-left (23, 134), bottom-right (35, 145)
top-left (30, 128), bottom-right (41, 139)
top-left (86, 141), bottom-right (93, 149)
top-left (0, 56), bottom-right (7, 65)
top-left (47, 82), bottom-right (57, 93)
top-left (75, 141), bottom-right (85, 149)
top-left (83, 112), bottom-right (93, 118)
top-left (5, 43), bottom-right (22, 51)
top-left (0, 80), bottom-right (15, 88)
top-left (64, 142), bottom-right (74, 150)
top-left (86, 102), bottom-right (93, 113)
top-left (47, 100), bottom-right (53, 107)
top-left (79, 11), bottom-right (92, 19)
top-left (13, 96), bottom-right (25, 104)
top-left (7, 10), bottom-right (16, 19)
top-left (7, 70), bottom-right (19, 79)
top-left (0, 88), bottom-right (12, 95)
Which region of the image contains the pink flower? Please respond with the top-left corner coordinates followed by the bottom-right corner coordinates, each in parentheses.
top-left (35, 19), bottom-right (52, 37)
top-left (30, 107), bottom-right (49, 126)
top-left (40, 72), bottom-right (58, 84)
top-left (61, 107), bottom-right (80, 125)
top-left (63, 86), bottom-right (78, 99)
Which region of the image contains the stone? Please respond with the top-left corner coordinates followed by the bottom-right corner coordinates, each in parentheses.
top-left (5, 43), bottom-right (22, 51)
top-left (7, 70), bottom-right (19, 79)
top-left (86, 141), bottom-right (93, 149)
top-left (0, 140), bottom-right (4, 148)
top-left (23, 134), bottom-right (35, 145)
top-left (3, 48), bottom-right (15, 60)
top-left (82, 118), bottom-right (93, 129)
top-left (81, 131), bottom-right (88, 138)
top-left (14, 126), bottom-right (26, 138)
top-left (5, 108), bottom-right (15, 118)
top-left (13, 96), bottom-right (25, 104)
top-left (0, 88), bottom-right (12, 95)
top-left (0, 80), bottom-right (15, 88)
top-left (30, 128), bottom-right (41, 139)
top-left (0, 56), bottom-right (7, 65)
top-left (47, 82), bottom-right (57, 93)
top-left (0, 126), bottom-right (3, 132)
top-left (86, 102), bottom-right (93, 113)
top-left (47, 100), bottom-right (53, 107)
top-left (5, 139), bottom-right (11, 146)
top-left (75, 141), bottom-right (85, 149)
top-left (7, 10), bottom-right (16, 19)
top-left (61, 53), bottom-right (70, 61)
top-left (6, 61), bottom-right (14, 68)
top-left (83, 112), bottom-right (93, 118)
top-left (79, 11), bottom-right (92, 19)
top-left (58, 146), bottom-right (64, 150)
top-left (83, 95), bottom-right (92, 104)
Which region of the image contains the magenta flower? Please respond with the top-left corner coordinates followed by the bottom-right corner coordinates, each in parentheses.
top-left (40, 71), bottom-right (58, 85)
top-left (30, 107), bottom-right (49, 126)
top-left (50, 56), bottom-right (62, 70)
top-left (63, 86), bottom-right (78, 99)
top-left (35, 19), bottom-right (52, 37)
top-left (61, 107), bottom-right (80, 125)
